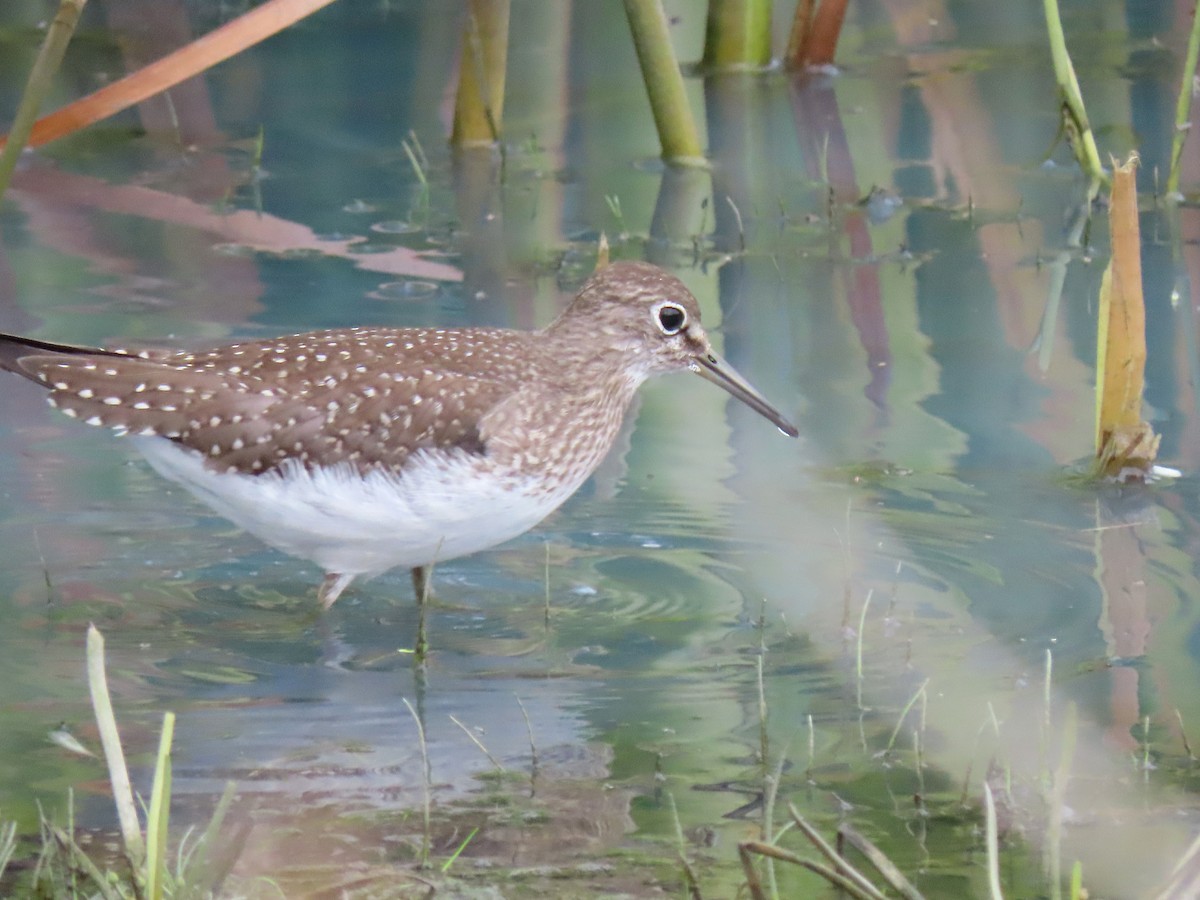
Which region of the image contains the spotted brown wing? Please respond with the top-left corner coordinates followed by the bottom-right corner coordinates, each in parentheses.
top-left (10, 328), bottom-right (530, 477)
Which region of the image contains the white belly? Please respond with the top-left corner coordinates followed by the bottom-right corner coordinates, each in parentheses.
top-left (133, 437), bottom-right (576, 578)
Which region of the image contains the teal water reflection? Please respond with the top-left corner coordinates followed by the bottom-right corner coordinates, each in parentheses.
top-left (2, 1), bottom-right (1200, 896)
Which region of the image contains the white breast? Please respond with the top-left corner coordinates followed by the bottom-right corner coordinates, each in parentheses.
top-left (133, 436), bottom-right (580, 579)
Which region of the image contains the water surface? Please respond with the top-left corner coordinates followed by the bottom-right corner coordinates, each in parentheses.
top-left (2, 1), bottom-right (1200, 896)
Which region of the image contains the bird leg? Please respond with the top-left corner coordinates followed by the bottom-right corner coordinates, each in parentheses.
top-left (411, 565), bottom-right (430, 667)
top-left (318, 572), bottom-right (354, 609)
top-left (410, 565), bottom-right (430, 604)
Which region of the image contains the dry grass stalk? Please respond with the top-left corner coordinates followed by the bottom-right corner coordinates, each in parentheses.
top-left (785, 0), bottom-right (850, 68)
top-left (1095, 154), bottom-right (1159, 477)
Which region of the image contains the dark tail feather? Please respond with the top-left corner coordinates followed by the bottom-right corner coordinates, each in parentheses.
top-left (0, 332), bottom-right (121, 385)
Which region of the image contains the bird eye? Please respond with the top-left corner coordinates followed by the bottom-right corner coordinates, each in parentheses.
top-left (656, 303), bottom-right (687, 335)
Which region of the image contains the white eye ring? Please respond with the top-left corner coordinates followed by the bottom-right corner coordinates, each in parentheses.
top-left (654, 302), bottom-right (687, 335)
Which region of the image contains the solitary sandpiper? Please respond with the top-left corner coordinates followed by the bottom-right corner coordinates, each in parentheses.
top-left (0, 261), bottom-right (797, 607)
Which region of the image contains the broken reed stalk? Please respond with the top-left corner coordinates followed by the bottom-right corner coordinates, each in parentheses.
top-left (622, 0), bottom-right (706, 166)
top-left (450, 0), bottom-right (511, 147)
top-left (85, 624), bottom-right (145, 865)
top-left (1, 0), bottom-right (339, 153)
top-left (514, 693), bottom-right (539, 787)
top-left (0, 0), bottom-right (87, 198)
top-left (785, 0), bottom-right (850, 68)
top-left (1167, 0), bottom-right (1200, 197)
top-left (735, 803), bottom-right (928, 899)
top-left (786, 804), bottom-right (889, 899)
top-left (739, 840), bottom-right (881, 900)
top-left (448, 713), bottom-right (505, 772)
top-left (839, 824), bottom-right (924, 900)
top-left (596, 232), bottom-right (612, 269)
top-left (1094, 154), bottom-right (1159, 477)
top-left (1042, 0), bottom-right (1108, 195)
top-left (1156, 831), bottom-right (1200, 899)
top-left (700, 0), bottom-right (773, 71)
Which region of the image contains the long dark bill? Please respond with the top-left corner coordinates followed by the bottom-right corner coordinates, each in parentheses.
top-left (690, 352), bottom-right (799, 438)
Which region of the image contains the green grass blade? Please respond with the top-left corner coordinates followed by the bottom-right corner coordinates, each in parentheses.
top-left (440, 826), bottom-right (479, 873)
top-left (0, 819), bottom-right (16, 878)
top-left (1168, 0), bottom-right (1200, 196)
top-left (401, 697), bottom-right (432, 869)
top-left (884, 678), bottom-right (929, 754)
top-left (145, 711), bottom-right (176, 900)
top-left (183, 781), bottom-right (237, 886)
top-left (49, 825), bottom-right (123, 900)
top-left (984, 783), bottom-right (1004, 899)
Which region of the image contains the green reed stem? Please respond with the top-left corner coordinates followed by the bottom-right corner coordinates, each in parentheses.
top-left (1168, 0), bottom-right (1200, 196)
top-left (0, 0), bottom-right (88, 198)
top-left (1070, 861), bottom-right (1084, 899)
top-left (451, 0), bottom-right (510, 147)
top-left (701, 0), bottom-right (773, 70)
top-left (622, 0), bottom-right (706, 166)
top-left (1043, 0), bottom-right (1108, 194)
top-left (145, 712), bottom-right (175, 900)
